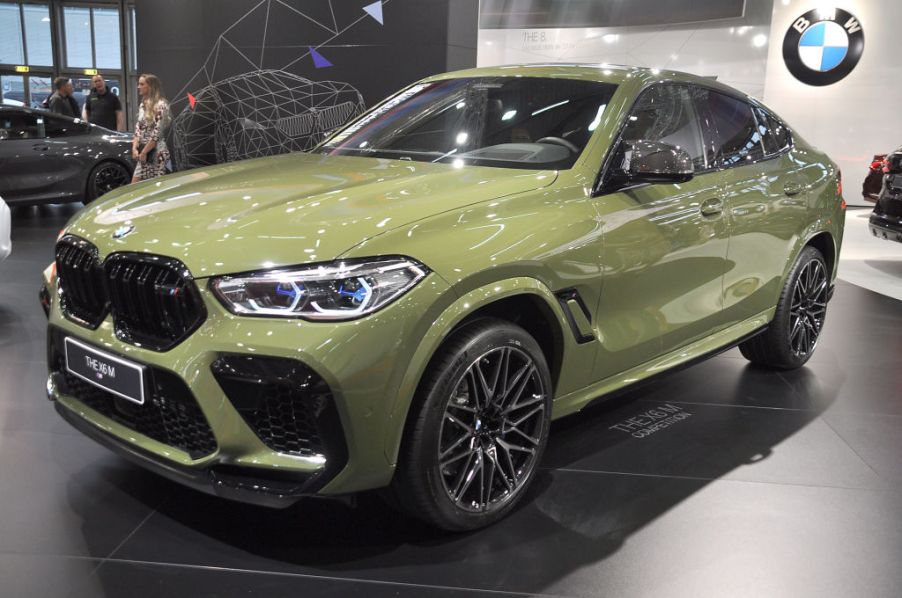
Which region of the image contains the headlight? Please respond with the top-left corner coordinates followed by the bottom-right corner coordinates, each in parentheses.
top-left (211, 257), bottom-right (429, 320)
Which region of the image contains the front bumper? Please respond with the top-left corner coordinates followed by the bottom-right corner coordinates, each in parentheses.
top-left (869, 211), bottom-right (902, 244)
top-left (45, 271), bottom-right (451, 502)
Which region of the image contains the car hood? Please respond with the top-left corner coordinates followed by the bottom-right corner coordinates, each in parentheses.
top-left (67, 152), bottom-right (557, 277)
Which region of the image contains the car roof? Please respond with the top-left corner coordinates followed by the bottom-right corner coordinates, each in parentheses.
top-left (424, 63), bottom-right (750, 100)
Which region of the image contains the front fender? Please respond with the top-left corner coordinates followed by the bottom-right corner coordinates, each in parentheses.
top-left (382, 276), bottom-right (575, 467)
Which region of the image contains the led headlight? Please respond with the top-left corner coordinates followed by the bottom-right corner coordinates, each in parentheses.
top-left (211, 257), bottom-right (428, 320)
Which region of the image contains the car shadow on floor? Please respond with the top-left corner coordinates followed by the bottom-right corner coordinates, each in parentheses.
top-left (66, 359), bottom-right (838, 593)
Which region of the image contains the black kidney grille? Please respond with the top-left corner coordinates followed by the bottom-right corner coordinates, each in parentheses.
top-left (48, 329), bottom-right (217, 459)
top-left (105, 254), bottom-right (206, 351)
top-left (55, 238), bottom-right (107, 328)
top-left (54, 237), bottom-right (206, 351)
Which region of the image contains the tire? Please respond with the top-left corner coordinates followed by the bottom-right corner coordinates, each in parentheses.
top-left (86, 161), bottom-right (131, 203)
top-left (393, 318), bottom-right (553, 531)
top-left (739, 246), bottom-right (829, 369)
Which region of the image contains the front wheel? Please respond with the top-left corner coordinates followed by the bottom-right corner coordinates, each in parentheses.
top-left (393, 318), bottom-right (552, 531)
top-left (86, 161), bottom-right (131, 203)
top-left (739, 246), bottom-right (829, 369)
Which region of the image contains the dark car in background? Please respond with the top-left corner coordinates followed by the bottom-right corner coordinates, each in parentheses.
top-left (0, 106), bottom-right (134, 206)
top-left (870, 147), bottom-right (902, 243)
top-left (862, 153), bottom-right (887, 202)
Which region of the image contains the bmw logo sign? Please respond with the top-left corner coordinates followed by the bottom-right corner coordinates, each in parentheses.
top-left (783, 8), bottom-right (864, 86)
top-left (113, 224), bottom-right (135, 239)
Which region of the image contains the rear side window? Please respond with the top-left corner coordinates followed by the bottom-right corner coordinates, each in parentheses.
top-left (760, 108), bottom-right (791, 154)
top-left (41, 114), bottom-right (88, 138)
top-left (0, 112), bottom-right (41, 139)
top-left (702, 91), bottom-right (765, 167)
top-left (621, 84), bottom-right (709, 171)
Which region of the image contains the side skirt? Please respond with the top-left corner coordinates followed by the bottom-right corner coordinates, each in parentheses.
top-left (551, 309), bottom-right (774, 419)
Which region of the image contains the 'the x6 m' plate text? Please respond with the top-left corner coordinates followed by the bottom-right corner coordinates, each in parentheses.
top-left (64, 337), bottom-right (146, 405)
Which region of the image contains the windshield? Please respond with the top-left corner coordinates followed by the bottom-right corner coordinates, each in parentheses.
top-left (321, 77), bottom-right (618, 170)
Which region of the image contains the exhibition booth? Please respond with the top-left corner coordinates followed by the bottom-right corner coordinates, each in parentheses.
top-left (0, 1), bottom-right (900, 595)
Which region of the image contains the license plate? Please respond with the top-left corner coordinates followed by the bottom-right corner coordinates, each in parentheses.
top-left (64, 337), bottom-right (146, 405)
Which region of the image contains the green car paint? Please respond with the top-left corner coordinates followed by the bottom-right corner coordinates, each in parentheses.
top-left (46, 65), bottom-right (844, 500)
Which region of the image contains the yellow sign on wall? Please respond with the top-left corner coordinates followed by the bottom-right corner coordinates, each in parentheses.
top-left (14, 65), bottom-right (29, 73)
top-left (83, 68), bottom-right (98, 76)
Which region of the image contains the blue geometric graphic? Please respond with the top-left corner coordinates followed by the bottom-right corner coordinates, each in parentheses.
top-left (798, 21), bottom-right (849, 72)
top-left (310, 47), bottom-right (333, 68)
top-left (363, 1), bottom-right (384, 25)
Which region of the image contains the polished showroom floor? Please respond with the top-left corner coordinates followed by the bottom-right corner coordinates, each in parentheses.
top-left (1, 204), bottom-right (901, 597)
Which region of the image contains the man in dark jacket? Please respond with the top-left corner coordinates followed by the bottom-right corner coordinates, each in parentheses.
top-left (82, 75), bottom-right (124, 131)
top-left (47, 77), bottom-right (80, 118)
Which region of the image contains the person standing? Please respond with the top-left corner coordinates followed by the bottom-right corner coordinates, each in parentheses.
top-left (47, 77), bottom-right (80, 118)
top-left (131, 74), bottom-right (170, 183)
top-left (82, 75), bottom-right (124, 131)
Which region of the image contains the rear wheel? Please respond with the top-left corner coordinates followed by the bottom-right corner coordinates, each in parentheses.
top-left (393, 318), bottom-right (552, 531)
top-left (86, 161), bottom-right (131, 203)
top-left (739, 246), bottom-right (829, 369)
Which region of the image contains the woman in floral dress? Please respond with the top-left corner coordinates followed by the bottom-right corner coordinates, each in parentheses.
top-left (131, 73), bottom-right (170, 182)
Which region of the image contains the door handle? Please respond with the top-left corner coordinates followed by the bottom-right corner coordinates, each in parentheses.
top-left (699, 198), bottom-right (723, 217)
top-left (783, 182), bottom-right (804, 196)
top-left (32, 144), bottom-right (49, 152)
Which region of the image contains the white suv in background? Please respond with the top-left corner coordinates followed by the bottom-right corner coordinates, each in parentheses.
top-left (0, 195), bottom-right (10, 261)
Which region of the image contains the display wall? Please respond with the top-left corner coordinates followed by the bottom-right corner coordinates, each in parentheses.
top-left (762, 0), bottom-right (902, 207)
top-left (478, 0), bottom-right (899, 206)
top-left (135, 0), bottom-right (477, 170)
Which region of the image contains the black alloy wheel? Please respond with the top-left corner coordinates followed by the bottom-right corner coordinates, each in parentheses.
top-left (788, 257), bottom-right (828, 358)
top-left (739, 245), bottom-right (829, 369)
top-left (86, 161), bottom-right (131, 202)
top-left (438, 345), bottom-right (547, 513)
top-left (393, 318), bottom-right (552, 531)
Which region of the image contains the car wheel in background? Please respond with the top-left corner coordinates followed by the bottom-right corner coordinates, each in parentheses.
top-left (86, 161), bottom-right (131, 203)
top-left (739, 246), bottom-right (829, 369)
top-left (393, 318), bottom-right (552, 531)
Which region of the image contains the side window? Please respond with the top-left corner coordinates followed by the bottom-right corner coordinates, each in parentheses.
top-left (752, 107), bottom-right (779, 156)
top-left (0, 112), bottom-right (41, 140)
top-left (702, 92), bottom-right (765, 167)
top-left (765, 111), bottom-right (791, 152)
top-left (41, 114), bottom-right (88, 138)
top-left (621, 84), bottom-right (708, 171)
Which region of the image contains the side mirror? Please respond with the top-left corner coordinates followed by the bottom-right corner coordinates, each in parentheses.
top-left (617, 140), bottom-right (694, 185)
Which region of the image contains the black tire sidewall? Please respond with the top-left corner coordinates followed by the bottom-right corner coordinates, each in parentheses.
top-left (772, 246), bottom-right (828, 368)
top-left (400, 319), bottom-right (552, 531)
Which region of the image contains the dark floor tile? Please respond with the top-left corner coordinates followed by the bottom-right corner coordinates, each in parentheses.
top-left (0, 305), bottom-right (49, 362)
top-left (823, 410), bottom-right (902, 488)
top-left (0, 554), bottom-right (103, 598)
top-left (81, 561), bottom-right (538, 598)
top-left (0, 258), bottom-right (51, 286)
top-left (543, 391), bottom-right (883, 490)
top-left (107, 470), bottom-right (902, 598)
top-left (0, 431), bottom-right (169, 557)
top-left (0, 361), bottom-right (80, 436)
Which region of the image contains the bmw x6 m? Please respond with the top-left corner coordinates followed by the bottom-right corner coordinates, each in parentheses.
top-left (43, 65), bottom-right (844, 531)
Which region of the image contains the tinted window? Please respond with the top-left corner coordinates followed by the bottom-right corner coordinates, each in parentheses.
top-left (323, 77), bottom-right (618, 170)
top-left (766, 111), bottom-right (791, 152)
top-left (752, 107), bottom-right (778, 155)
top-left (0, 111), bottom-right (40, 139)
top-left (41, 114), bottom-right (88, 138)
top-left (621, 84), bottom-right (708, 170)
top-left (703, 92), bottom-right (764, 166)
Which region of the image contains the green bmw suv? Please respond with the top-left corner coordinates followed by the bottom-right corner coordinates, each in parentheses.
top-left (44, 65), bottom-right (844, 530)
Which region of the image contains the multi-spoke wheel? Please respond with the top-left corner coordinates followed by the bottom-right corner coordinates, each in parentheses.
top-left (393, 318), bottom-right (552, 531)
top-left (86, 161), bottom-right (131, 203)
top-left (739, 245), bottom-right (830, 369)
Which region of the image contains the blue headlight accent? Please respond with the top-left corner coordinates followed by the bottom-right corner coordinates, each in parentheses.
top-left (275, 284), bottom-right (299, 300)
